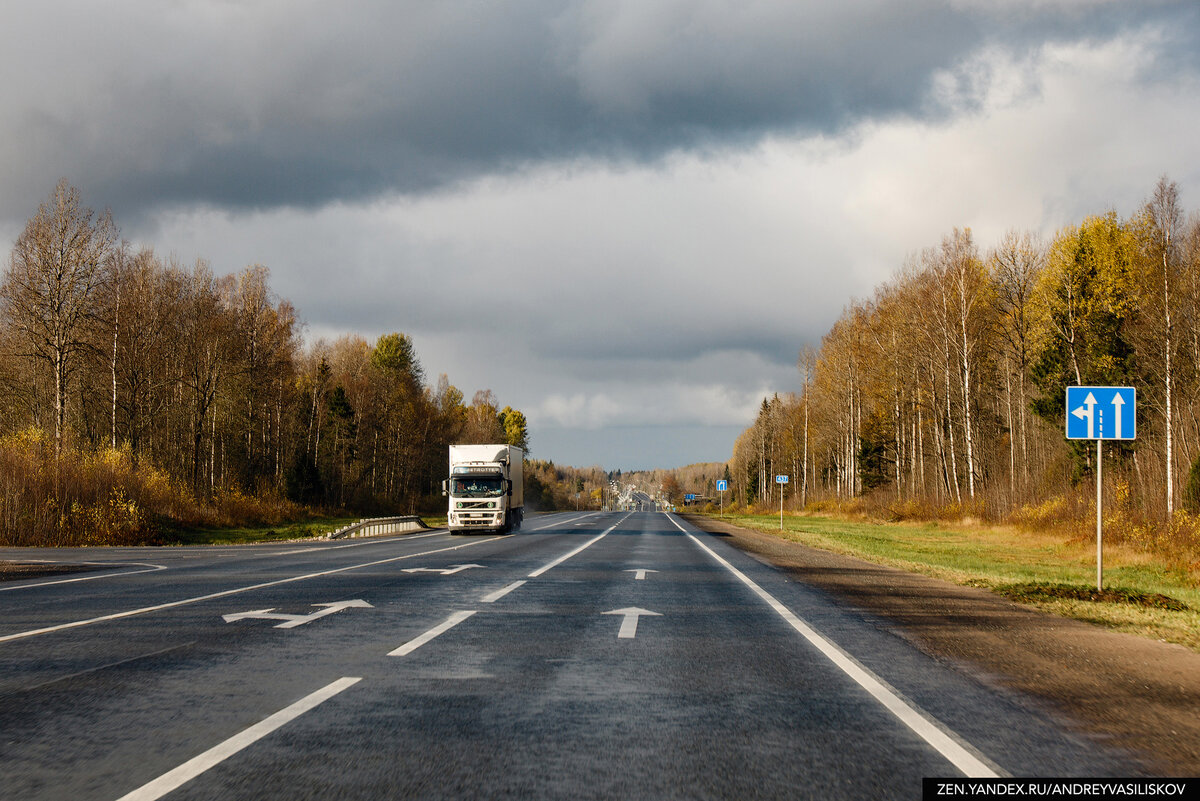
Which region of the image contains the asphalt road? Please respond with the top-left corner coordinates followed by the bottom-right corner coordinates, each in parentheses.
top-left (0, 512), bottom-right (1145, 800)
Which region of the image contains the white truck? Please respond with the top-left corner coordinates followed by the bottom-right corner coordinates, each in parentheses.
top-left (444, 444), bottom-right (524, 534)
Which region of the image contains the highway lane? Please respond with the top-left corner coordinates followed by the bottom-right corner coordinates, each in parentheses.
top-left (0, 512), bottom-right (1144, 799)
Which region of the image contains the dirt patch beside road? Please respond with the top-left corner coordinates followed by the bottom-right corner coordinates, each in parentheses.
top-left (683, 514), bottom-right (1200, 775)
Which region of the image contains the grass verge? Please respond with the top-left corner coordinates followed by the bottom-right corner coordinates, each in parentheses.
top-left (702, 512), bottom-right (1200, 651)
top-left (157, 515), bottom-right (364, 545)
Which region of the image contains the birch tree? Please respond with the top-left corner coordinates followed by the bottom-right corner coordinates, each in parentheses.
top-left (1137, 177), bottom-right (1185, 515)
top-left (1, 180), bottom-right (117, 455)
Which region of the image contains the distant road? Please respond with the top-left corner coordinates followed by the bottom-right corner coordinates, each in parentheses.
top-left (0, 513), bottom-right (1141, 799)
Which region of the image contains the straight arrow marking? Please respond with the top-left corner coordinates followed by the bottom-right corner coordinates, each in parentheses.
top-left (603, 607), bottom-right (661, 639)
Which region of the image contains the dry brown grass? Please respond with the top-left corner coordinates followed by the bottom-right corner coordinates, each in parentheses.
top-left (0, 427), bottom-right (302, 546)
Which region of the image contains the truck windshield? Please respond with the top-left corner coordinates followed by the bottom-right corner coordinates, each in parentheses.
top-left (450, 476), bottom-right (504, 497)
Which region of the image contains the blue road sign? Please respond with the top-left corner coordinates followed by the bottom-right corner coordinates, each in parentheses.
top-left (685, 493), bottom-right (695, 501)
top-left (775, 475), bottom-right (789, 484)
top-left (716, 480), bottom-right (728, 492)
top-left (1065, 386), bottom-right (1136, 440)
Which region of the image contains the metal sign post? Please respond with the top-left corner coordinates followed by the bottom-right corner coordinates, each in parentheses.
top-left (776, 475), bottom-right (789, 529)
top-left (716, 479), bottom-right (727, 516)
top-left (1065, 386), bottom-right (1136, 591)
top-left (1096, 440), bottom-right (1102, 591)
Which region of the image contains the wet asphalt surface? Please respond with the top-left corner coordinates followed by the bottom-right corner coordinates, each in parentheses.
top-left (0, 512), bottom-right (1144, 800)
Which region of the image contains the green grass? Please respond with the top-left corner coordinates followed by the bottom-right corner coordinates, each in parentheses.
top-left (703, 512), bottom-right (1200, 650)
top-left (157, 515), bottom-right (364, 546)
top-left (158, 512), bottom-right (447, 546)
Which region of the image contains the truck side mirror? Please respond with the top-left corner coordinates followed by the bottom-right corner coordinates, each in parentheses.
top-left (441, 479), bottom-right (448, 497)
top-left (501, 479), bottom-right (510, 496)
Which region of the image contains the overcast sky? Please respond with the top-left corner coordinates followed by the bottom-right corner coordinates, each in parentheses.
top-left (3, 1), bottom-right (1199, 470)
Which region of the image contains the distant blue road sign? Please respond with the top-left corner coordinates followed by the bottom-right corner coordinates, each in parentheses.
top-left (716, 480), bottom-right (728, 492)
top-left (775, 475), bottom-right (789, 484)
top-left (685, 493), bottom-right (695, 501)
top-left (1065, 386), bottom-right (1136, 440)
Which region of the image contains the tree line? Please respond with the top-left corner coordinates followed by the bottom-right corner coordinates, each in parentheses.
top-left (723, 176), bottom-right (1200, 558)
top-left (0, 180), bottom-right (531, 544)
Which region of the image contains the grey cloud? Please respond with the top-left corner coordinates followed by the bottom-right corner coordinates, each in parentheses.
top-left (2, 1), bottom-right (1195, 223)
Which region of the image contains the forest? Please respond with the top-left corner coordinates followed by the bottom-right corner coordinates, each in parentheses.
top-left (0, 180), bottom-right (544, 545)
top-left (720, 176), bottom-right (1200, 567)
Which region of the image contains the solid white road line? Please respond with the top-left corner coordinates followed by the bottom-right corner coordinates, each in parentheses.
top-left (388, 610), bottom-right (477, 656)
top-left (527, 514), bottom-right (631, 578)
top-left (0, 537), bottom-right (506, 645)
top-left (667, 514), bottom-right (1000, 779)
top-left (0, 562), bottom-right (167, 592)
top-left (480, 580), bottom-right (527, 603)
top-left (115, 676), bottom-right (361, 801)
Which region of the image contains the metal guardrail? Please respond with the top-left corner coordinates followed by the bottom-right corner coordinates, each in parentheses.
top-left (327, 516), bottom-right (427, 540)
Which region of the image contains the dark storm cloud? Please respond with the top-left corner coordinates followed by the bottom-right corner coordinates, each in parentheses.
top-left (2, 0), bottom-right (1194, 222)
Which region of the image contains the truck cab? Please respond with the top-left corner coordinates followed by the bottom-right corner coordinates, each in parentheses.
top-left (445, 445), bottom-right (524, 533)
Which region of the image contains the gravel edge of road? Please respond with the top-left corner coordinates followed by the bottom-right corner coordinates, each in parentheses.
top-left (682, 513), bottom-right (1200, 776)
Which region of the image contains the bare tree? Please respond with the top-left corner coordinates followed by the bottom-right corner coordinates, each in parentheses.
top-left (1, 180), bottom-right (117, 455)
top-left (1141, 176), bottom-right (1185, 516)
top-left (990, 230), bottom-right (1045, 496)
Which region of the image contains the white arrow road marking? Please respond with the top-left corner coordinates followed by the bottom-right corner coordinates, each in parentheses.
top-left (0, 535), bottom-right (504, 645)
top-left (603, 607), bottom-right (661, 639)
top-left (625, 569), bottom-right (658, 580)
top-left (115, 676), bottom-right (361, 801)
top-left (223, 600), bottom-right (373, 629)
top-left (402, 564), bottom-right (484, 575)
top-left (389, 610), bottom-right (477, 656)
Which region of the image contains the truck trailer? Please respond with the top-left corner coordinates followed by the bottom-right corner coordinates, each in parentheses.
top-left (444, 444), bottom-right (524, 533)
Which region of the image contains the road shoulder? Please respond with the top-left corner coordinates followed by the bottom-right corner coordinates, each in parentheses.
top-left (683, 514), bottom-right (1200, 775)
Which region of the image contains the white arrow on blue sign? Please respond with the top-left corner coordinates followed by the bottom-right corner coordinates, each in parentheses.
top-left (716, 480), bottom-right (728, 492)
top-left (1065, 386), bottom-right (1136, 440)
top-left (775, 475), bottom-right (789, 484)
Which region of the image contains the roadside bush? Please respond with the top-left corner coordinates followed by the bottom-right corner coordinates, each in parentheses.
top-left (0, 429), bottom-right (311, 546)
